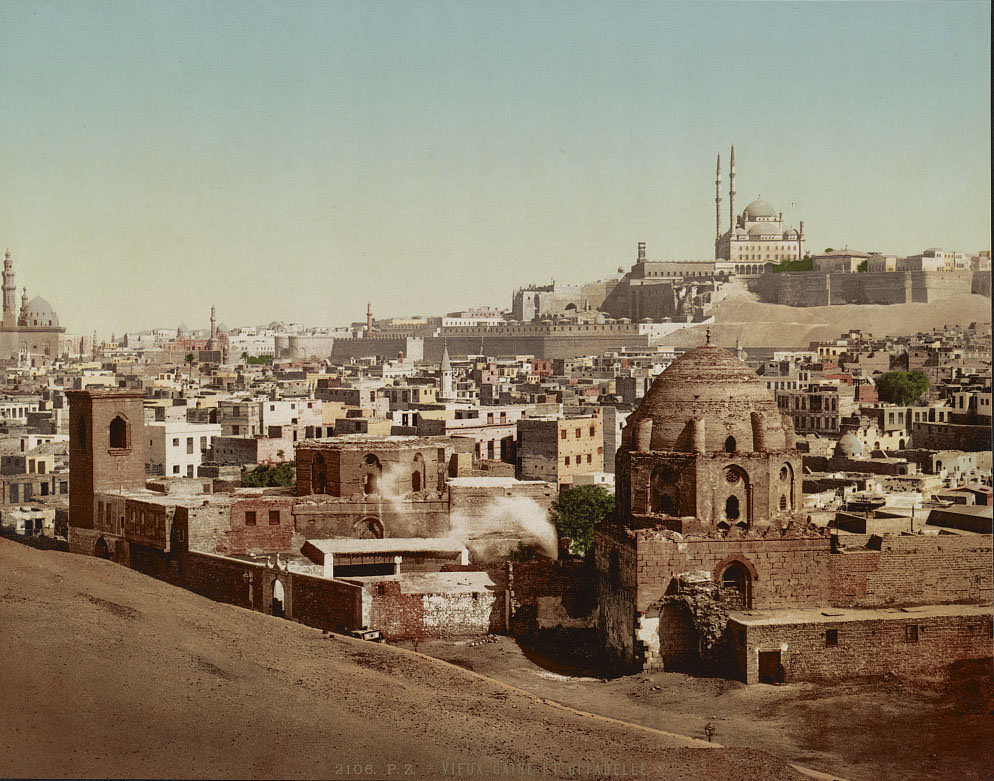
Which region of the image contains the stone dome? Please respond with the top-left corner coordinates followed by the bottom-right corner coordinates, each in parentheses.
top-left (748, 224), bottom-right (778, 237)
top-left (21, 296), bottom-right (59, 327)
top-left (834, 431), bottom-right (865, 459)
top-left (743, 198), bottom-right (777, 219)
top-left (621, 343), bottom-right (794, 453)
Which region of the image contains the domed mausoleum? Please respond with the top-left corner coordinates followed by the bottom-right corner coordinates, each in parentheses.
top-left (614, 340), bottom-right (802, 534)
top-left (595, 338), bottom-right (829, 674)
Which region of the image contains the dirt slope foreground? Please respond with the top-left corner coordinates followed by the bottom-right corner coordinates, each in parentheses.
top-left (0, 540), bottom-right (804, 780)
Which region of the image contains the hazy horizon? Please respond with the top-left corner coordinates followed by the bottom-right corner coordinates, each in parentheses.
top-left (1, 1), bottom-right (990, 337)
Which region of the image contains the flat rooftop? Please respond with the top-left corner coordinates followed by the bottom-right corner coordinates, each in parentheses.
top-left (345, 571), bottom-right (495, 595)
top-left (305, 537), bottom-right (468, 556)
top-left (446, 477), bottom-right (549, 488)
top-left (729, 603), bottom-right (992, 627)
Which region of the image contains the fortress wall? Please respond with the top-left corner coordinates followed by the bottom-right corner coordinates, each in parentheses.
top-left (752, 270), bottom-right (983, 307)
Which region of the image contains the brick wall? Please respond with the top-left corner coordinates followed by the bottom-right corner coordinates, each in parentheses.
top-left (593, 526), bottom-right (639, 669)
top-left (292, 498), bottom-right (450, 539)
top-left (829, 535), bottom-right (994, 607)
top-left (217, 496), bottom-right (296, 555)
top-left (629, 534), bottom-right (831, 613)
top-left (506, 558), bottom-right (595, 633)
top-left (732, 610), bottom-right (994, 683)
top-left (366, 580), bottom-right (501, 640)
top-left (291, 573), bottom-right (363, 632)
top-left (185, 551), bottom-right (260, 610)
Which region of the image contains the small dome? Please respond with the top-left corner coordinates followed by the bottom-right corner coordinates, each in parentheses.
top-left (834, 432), bottom-right (865, 459)
top-left (743, 199), bottom-right (777, 219)
top-left (734, 227), bottom-right (748, 236)
top-left (784, 228), bottom-right (798, 238)
top-left (22, 296), bottom-right (59, 327)
top-left (748, 225), bottom-right (778, 237)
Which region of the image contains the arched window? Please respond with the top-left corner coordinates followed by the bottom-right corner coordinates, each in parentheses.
top-left (724, 436), bottom-right (736, 453)
top-left (363, 453), bottom-right (382, 495)
top-left (412, 453), bottom-right (425, 493)
top-left (312, 452), bottom-right (327, 494)
top-left (109, 416), bottom-right (128, 449)
top-left (725, 495), bottom-right (740, 521)
top-left (649, 468), bottom-right (679, 515)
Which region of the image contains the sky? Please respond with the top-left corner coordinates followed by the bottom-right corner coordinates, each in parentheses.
top-left (0, 1), bottom-right (990, 337)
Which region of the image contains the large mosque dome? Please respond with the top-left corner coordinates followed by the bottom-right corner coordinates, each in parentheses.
top-left (621, 342), bottom-right (794, 453)
top-left (20, 296), bottom-right (60, 328)
top-left (743, 198), bottom-right (777, 219)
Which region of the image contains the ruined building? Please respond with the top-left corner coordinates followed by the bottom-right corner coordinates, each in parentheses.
top-left (595, 341), bottom-right (992, 683)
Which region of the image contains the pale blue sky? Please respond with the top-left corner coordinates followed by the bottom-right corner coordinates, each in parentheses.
top-left (0, 1), bottom-right (989, 335)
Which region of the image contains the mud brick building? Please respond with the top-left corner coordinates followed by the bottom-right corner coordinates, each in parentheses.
top-left (595, 342), bottom-right (993, 682)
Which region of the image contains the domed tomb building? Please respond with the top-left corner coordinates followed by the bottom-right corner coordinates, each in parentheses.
top-left (595, 340), bottom-right (830, 673)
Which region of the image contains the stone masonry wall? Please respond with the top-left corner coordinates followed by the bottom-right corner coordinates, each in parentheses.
top-left (734, 611), bottom-right (994, 683)
top-left (829, 535), bottom-right (994, 608)
top-left (631, 534), bottom-right (831, 613)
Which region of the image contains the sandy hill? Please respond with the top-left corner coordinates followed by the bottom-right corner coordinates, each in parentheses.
top-left (0, 540), bottom-right (805, 780)
top-left (668, 287), bottom-right (992, 349)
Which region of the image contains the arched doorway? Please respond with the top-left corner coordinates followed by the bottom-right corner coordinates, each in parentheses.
top-left (725, 495), bottom-right (740, 521)
top-left (95, 537), bottom-right (111, 559)
top-left (354, 517), bottom-right (384, 539)
top-left (272, 580), bottom-right (285, 618)
top-left (719, 562), bottom-right (752, 609)
top-left (779, 463), bottom-right (795, 511)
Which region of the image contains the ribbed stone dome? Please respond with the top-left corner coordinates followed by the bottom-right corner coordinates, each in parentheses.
top-left (622, 343), bottom-right (793, 452)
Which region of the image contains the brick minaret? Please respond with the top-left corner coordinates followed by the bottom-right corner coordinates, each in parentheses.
top-left (67, 390), bottom-right (146, 534)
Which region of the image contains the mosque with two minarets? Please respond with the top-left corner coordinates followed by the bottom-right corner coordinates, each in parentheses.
top-left (714, 146), bottom-right (806, 275)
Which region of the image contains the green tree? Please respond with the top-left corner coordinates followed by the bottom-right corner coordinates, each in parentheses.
top-left (242, 462), bottom-right (296, 487)
top-left (550, 485), bottom-right (615, 556)
top-left (771, 256), bottom-right (813, 273)
top-left (856, 259), bottom-right (868, 272)
top-left (874, 370), bottom-right (930, 405)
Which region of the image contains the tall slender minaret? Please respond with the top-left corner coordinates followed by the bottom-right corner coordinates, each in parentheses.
top-left (439, 342), bottom-right (453, 400)
top-left (365, 302), bottom-right (373, 339)
top-left (2, 250), bottom-right (16, 327)
top-left (729, 145), bottom-right (736, 231)
top-left (715, 153), bottom-right (723, 240)
top-left (210, 305), bottom-right (217, 341)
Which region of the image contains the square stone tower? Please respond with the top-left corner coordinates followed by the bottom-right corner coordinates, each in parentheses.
top-left (67, 389), bottom-right (146, 535)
